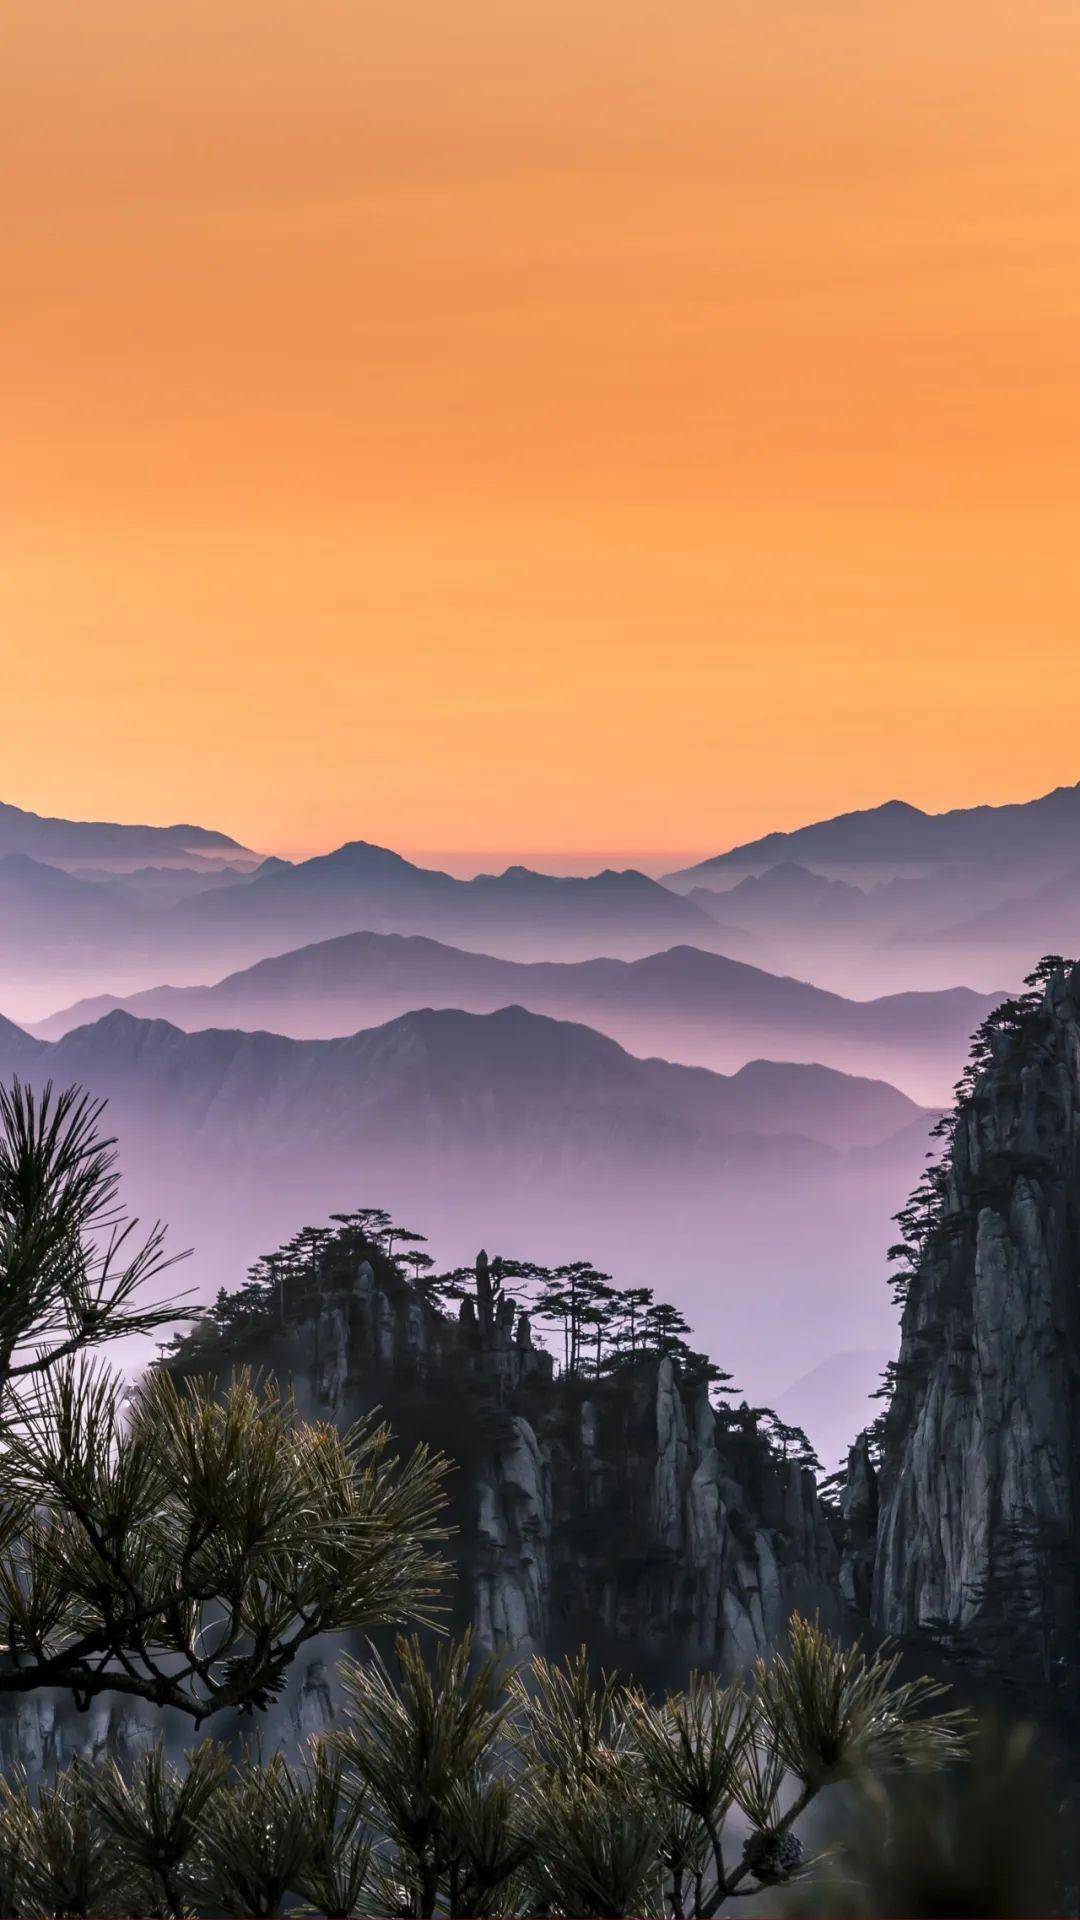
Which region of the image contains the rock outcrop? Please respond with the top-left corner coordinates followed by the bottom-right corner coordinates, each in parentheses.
top-left (0, 1694), bottom-right (157, 1778)
top-left (868, 959), bottom-right (1080, 1698)
top-left (181, 1249), bottom-right (844, 1679)
top-left (2, 1238), bottom-right (846, 1774)
top-left (466, 1354), bottom-right (842, 1674)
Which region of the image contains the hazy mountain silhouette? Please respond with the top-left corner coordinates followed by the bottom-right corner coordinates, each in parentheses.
top-left (70, 863), bottom-right (275, 906)
top-left (775, 1346), bottom-right (893, 1472)
top-left (35, 930), bottom-right (1000, 1103)
top-left (0, 1004), bottom-right (935, 1406)
top-left (667, 781), bottom-right (1080, 884)
top-left (11, 1003), bottom-right (923, 1154)
top-left (657, 785), bottom-right (1080, 996)
top-left (3, 797), bottom-right (1049, 1022)
top-left (0, 853), bottom-right (148, 966)
top-left (719, 863), bottom-right (871, 929)
top-left (661, 891), bottom-right (763, 955)
top-left (0, 799), bottom-right (256, 871)
top-left (0, 854), bottom-right (245, 1020)
top-left (160, 842), bottom-right (722, 969)
top-left (673, 863), bottom-right (1030, 998)
top-left (891, 865), bottom-right (1080, 967)
top-left (0, 837), bottom-right (727, 1022)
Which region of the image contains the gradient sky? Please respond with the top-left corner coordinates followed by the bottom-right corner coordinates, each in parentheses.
top-left (5, 0), bottom-right (1080, 868)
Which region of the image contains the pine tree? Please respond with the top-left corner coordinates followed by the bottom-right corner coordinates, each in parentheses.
top-left (0, 1080), bottom-right (184, 1401)
top-left (0, 1081), bottom-right (450, 1725)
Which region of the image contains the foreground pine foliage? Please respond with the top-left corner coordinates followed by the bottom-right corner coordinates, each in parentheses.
top-left (0, 1076), bottom-right (451, 1721)
top-left (0, 1361), bottom-right (450, 1722)
top-left (0, 1618), bottom-right (969, 1919)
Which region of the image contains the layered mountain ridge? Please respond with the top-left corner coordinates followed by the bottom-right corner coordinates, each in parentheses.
top-left (0, 1003), bottom-right (935, 1423)
top-left (33, 931), bottom-right (1000, 1103)
top-left (0, 830), bottom-right (724, 1022)
top-left (8, 781), bottom-right (1080, 1016)
top-left (668, 781), bottom-right (1080, 883)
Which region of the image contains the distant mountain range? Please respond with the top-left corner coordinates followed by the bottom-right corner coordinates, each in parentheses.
top-left (6, 782), bottom-right (1077, 1440)
top-left (0, 834), bottom-right (725, 1021)
top-left (8, 1003), bottom-right (923, 1153)
top-left (0, 1004), bottom-right (935, 1401)
top-left (161, 842), bottom-right (721, 968)
top-left (667, 782), bottom-right (1080, 994)
top-left (891, 864), bottom-right (1080, 964)
top-left (13, 782), bottom-right (1064, 1441)
top-left (6, 787), bottom-right (1079, 1021)
top-left (667, 781), bottom-right (1080, 884)
top-left (674, 861), bottom-right (1029, 996)
top-left (35, 930), bottom-right (1001, 1103)
top-left (0, 799), bottom-right (257, 872)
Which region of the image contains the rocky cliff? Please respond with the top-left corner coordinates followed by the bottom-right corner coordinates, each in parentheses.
top-left (866, 957), bottom-right (1080, 1702)
top-left (0, 1225), bottom-right (845, 1772)
top-left (275, 1250), bottom-right (843, 1678)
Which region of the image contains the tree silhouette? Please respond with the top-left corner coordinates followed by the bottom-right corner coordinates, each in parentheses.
top-left (643, 1301), bottom-right (691, 1355)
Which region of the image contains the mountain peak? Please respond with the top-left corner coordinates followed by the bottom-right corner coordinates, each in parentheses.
top-left (666, 779), bottom-right (1080, 884)
top-left (326, 840), bottom-right (420, 868)
top-left (728, 861), bottom-right (863, 899)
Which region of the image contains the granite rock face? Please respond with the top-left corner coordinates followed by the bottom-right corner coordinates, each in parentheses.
top-left (870, 960), bottom-right (1080, 1689)
top-left (273, 1260), bottom-right (843, 1674)
top-left (473, 1416), bottom-right (551, 1653)
top-left (0, 1694), bottom-right (157, 1777)
top-left (838, 1434), bottom-right (878, 1615)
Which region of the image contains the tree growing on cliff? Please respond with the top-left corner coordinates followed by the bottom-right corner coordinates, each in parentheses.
top-left (619, 1284), bottom-right (654, 1357)
top-left (885, 955), bottom-right (1078, 1309)
top-left (527, 1266), bottom-right (716, 1382)
top-left (757, 1412), bottom-right (821, 1474)
top-left (642, 1299), bottom-right (692, 1355)
top-left (528, 1261), bottom-right (616, 1376)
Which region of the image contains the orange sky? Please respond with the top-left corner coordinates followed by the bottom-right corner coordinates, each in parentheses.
top-left (5, 0), bottom-right (1080, 868)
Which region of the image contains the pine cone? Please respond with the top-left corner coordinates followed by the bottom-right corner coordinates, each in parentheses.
top-left (743, 1829), bottom-right (806, 1882)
